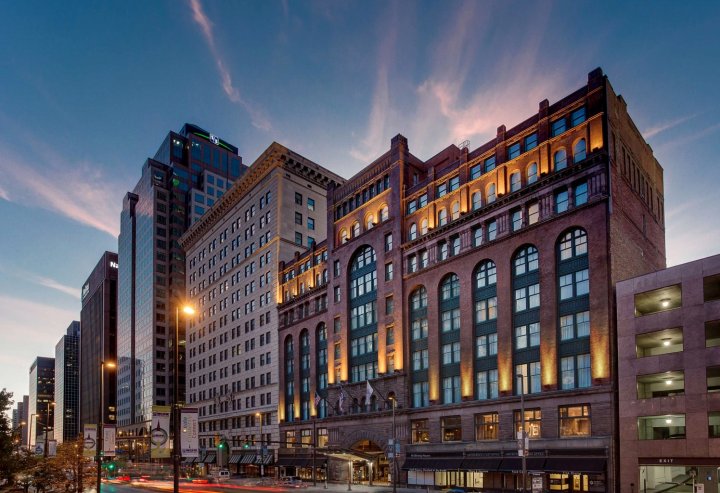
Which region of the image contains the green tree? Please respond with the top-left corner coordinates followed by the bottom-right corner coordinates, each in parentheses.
top-left (0, 389), bottom-right (16, 485)
top-left (52, 438), bottom-right (96, 493)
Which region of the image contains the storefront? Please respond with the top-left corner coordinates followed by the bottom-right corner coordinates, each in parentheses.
top-left (403, 452), bottom-right (607, 492)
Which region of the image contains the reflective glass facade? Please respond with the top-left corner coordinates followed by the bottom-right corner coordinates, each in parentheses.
top-left (54, 322), bottom-right (79, 443)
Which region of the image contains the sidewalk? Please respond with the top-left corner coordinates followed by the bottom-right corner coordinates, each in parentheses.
top-left (227, 478), bottom-right (433, 493)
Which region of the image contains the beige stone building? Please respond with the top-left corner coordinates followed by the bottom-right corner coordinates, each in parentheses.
top-left (180, 142), bottom-right (343, 472)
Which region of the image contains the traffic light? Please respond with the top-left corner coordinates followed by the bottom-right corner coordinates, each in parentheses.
top-left (218, 441), bottom-right (227, 450)
top-left (242, 441), bottom-right (250, 449)
top-left (107, 463), bottom-right (116, 472)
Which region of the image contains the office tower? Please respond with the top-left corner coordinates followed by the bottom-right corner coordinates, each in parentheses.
top-left (54, 321), bottom-right (80, 443)
top-left (80, 252), bottom-right (118, 430)
top-left (117, 124), bottom-right (246, 449)
top-left (19, 395), bottom-right (28, 446)
top-left (28, 357), bottom-right (55, 447)
top-left (181, 142), bottom-right (343, 472)
top-left (617, 254), bottom-right (720, 493)
top-left (277, 68), bottom-right (665, 493)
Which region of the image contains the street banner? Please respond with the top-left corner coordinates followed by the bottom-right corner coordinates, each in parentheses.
top-left (180, 408), bottom-right (199, 458)
top-left (83, 424), bottom-right (97, 457)
top-left (103, 425), bottom-right (116, 456)
top-left (48, 440), bottom-right (57, 457)
top-left (150, 406), bottom-right (171, 459)
top-left (34, 443), bottom-right (44, 456)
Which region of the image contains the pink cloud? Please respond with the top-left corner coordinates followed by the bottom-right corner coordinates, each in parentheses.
top-left (0, 140), bottom-right (122, 237)
top-left (188, 0), bottom-right (272, 132)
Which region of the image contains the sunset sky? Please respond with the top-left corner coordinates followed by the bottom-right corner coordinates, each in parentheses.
top-left (1, 0), bottom-right (719, 406)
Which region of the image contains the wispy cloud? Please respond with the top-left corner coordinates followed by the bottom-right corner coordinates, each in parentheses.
top-left (0, 295), bottom-right (78, 402)
top-left (350, 3), bottom-right (566, 163)
top-left (0, 185), bottom-right (9, 201)
top-left (657, 121), bottom-right (720, 151)
top-left (0, 139), bottom-right (122, 237)
top-left (188, 0), bottom-right (272, 132)
top-left (29, 274), bottom-right (81, 300)
top-left (643, 113), bottom-right (698, 139)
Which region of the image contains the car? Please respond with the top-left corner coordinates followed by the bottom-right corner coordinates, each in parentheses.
top-left (191, 478), bottom-right (210, 484)
top-left (116, 475), bottom-right (131, 482)
top-left (443, 487), bottom-right (467, 493)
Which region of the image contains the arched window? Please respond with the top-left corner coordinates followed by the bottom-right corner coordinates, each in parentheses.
top-left (409, 223), bottom-right (418, 241)
top-left (438, 209), bottom-right (448, 226)
top-left (474, 260), bottom-right (498, 400)
top-left (451, 201), bottom-right (460, 220)
top-left (487, 183), bottom-right (496, 203)
top-left (284, 336), bottom-right (295, 422)
top-left (379, 205), bottom-right (389, 222)
top-left (352, 222), bottom-right (360, 238)
top-left (340, 229), bottom-right (348, 244)
top-left (300, 330), bottom-right (309, 350)
top-left (410, 286), bottom-right (428, 310)
top-left (557, 228), bottom-right (590, 389)
top-left (349, 246), bottom-right (378, 383)
top-left (510, 172), bottom-right (521, 192)
top-left (410, 286), bottom-right (429, 408)
top-left (316, 323), bottom-right (328, 418)
top-left (421, 218), bottom-right (428, 235)
top-left (558, 228), bottom-right (588, 261)
top-left (574, 139), bottom-right (587, 163)
top-left (440, 273), bottom-right (460, 302)
top-left (472, 191), bottom-right (482, 210)
top-left (366, 214), bottom-right (375, 230)
top-left (475, 260), bottom-right (497, 289)
top-left (554, 149), bottom-right (567, 171)
top-left (439, 274), bottom-right (461, 404)
top-left (527, 162), bottom-right (538, 184)
top-left (514, 245), bottom-right (539, 276)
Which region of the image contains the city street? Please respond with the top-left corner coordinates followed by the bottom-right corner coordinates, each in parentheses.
top-left (101, 479), bottom-right (427, 493)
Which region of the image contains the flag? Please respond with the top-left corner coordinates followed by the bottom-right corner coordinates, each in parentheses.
top-left (314, 391), bottom-right (321, 407)
top-left (338, 388), bottom-right (346, 413)
top-left (365, 380), bottom-right (374, 403)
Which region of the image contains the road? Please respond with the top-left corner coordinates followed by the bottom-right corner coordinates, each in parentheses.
top-left (102, 479), bottom-right (421, 493)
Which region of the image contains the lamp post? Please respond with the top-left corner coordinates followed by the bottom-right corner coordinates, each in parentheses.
top-left (255, 412), bottom-right (264, 477)
top-left (517, 374), bottom-right (527, 493)
top-left (98, 362), bottom-right (116, 493)
top-left (390, 395), bottom-right (396, 493)
top-left (174, 304), bottom-right (195, 493)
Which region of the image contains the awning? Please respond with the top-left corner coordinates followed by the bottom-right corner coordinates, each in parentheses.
top-left (498, 457), bottom-right (545, 472)
top-left (203, 453), bottom-right (216, 464)
top-left (544, 457), bottom-right (606, 473)
top-left (182, 457), bottom-right (196, 464)
top-left (402, 456), bottom-right (464, 471)
top-left (240, 454), bottom-right (256, 464)
top-left (461, 457), bottom-right (501, 471)
top-left (229, 454), bottom-right (244, 464)
top-left (256, 454), bottom-right (274, 465)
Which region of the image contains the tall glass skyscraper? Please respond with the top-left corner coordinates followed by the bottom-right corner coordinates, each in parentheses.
top-left (28, 357), bottom-right (55, 447)
top-left (54, 322), bottom-right (80, 443)
top-left (117, 124), bottom-right (245, 447)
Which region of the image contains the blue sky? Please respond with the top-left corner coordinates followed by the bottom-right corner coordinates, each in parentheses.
top-left (1, 1), bottom-right (719, 407)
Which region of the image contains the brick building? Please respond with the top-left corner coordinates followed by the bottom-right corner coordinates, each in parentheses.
top-left (617, 254), bottom-right (720, 493)
top-left (277, 68), bottom-right (666, 493)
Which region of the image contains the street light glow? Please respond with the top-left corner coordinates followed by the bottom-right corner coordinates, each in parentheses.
top-left (182, 305), bottom-right (195, 315)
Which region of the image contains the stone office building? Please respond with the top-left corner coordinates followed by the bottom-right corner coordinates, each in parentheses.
top-left (277, 68), bottom-right (666, 493)
top-left (617, 254), bottom-right (720, 493)
top-left (181, 143), bottom-right (343, 473)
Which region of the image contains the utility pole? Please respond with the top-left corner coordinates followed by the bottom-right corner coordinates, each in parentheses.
top-left (517, 373), bottom-right (527, 493)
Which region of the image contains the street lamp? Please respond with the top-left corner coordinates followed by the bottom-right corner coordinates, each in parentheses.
top-left (174, 304), bottom-right (195, 493)
top-left (255, 412), bottom-right (264, 477)
top-left (517, 373), bottom-right (527, 493)
top-left (98, 361), bottom-right (116, 493)
top-left (390, 395), bottom-right (396, 493)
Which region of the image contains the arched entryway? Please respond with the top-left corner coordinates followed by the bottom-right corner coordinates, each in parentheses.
top-left (350, 439), bottom-right (388, 484)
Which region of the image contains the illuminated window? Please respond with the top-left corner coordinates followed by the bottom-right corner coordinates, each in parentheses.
top-left (574, 139), bottom-right (587, 163)
top-left (527, 162), bottom-right (538, 184)
top-left (559, 405), bottom-right (591, 437)
top-left (420, 218), bottom-right (428, 235)
top-left (528, 202), bottom-right (539, 225)
top-left (451, 201), bottom-right (460, 220)
top-left (510, 171), bottom-right (521, 192)
top-left (475, 412), bottom-right (499, 440)
top-left (514, 409), bottom-right (542, 438)
top-left (411, 419), bottom-right (430, 443)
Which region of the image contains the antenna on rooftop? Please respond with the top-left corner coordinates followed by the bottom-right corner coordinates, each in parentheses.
top-left (459, 139), bottom-right (470, 150)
